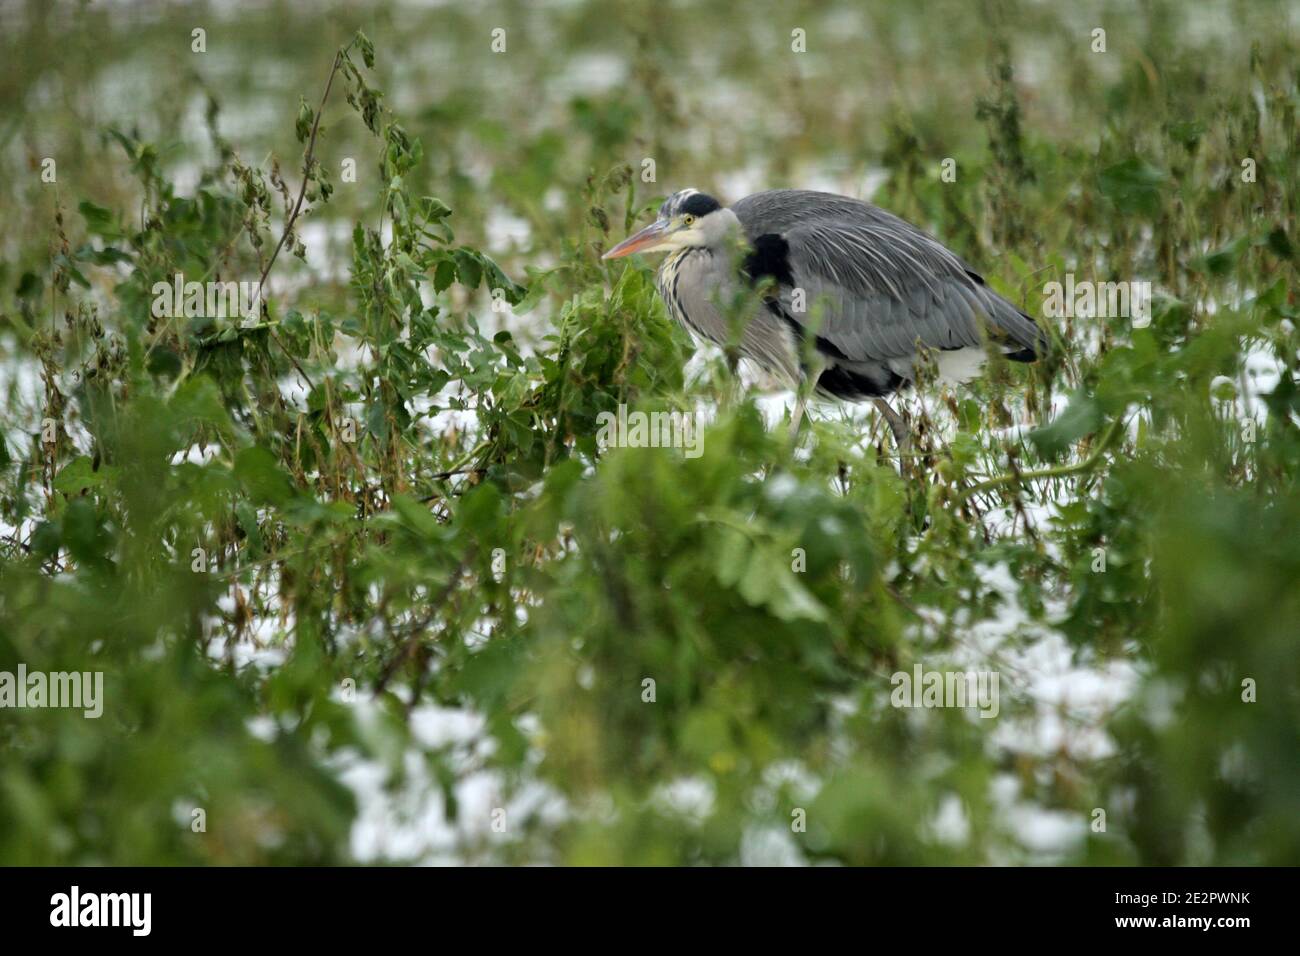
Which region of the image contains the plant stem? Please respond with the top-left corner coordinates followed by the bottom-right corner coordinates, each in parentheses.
top-left (255, 43), bottom-right (353, 389)
top-left (959, 415), bottom-right (1125, 501)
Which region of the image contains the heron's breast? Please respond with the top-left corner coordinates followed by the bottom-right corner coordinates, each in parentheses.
top-left (658, 250), bottom-right (802, 385)
top-left (657, 250), bottom-right (713, 340)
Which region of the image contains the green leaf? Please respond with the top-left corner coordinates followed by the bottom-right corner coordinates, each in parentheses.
top-left (1027, 394), bottom-right (1103, 460)
top-left (235, 500), bottom-right (264, 553)
top-left (453, 249), bottom-right (482, 290)
top-left (421, 196), bottom-right (452, 221)
top-left (433, 258), bottom-right (456, 293)
top-left (390, 493), bottom-right (444, 541)
top-left (1097, 158), bottom-right (1167, 217)
top-left (16, 271), bottom-right (44, 300)
top-left (1196, 236), bottom-right (1251, 276)
top-left (234, 446), bottom-right (294, 505)
top-left (78, 200), bottom-right (121, 239)
top-left (54, 456), bottom-right (112, 495)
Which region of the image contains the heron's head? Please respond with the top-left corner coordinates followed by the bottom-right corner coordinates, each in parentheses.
top-left (602, 189), bottom-right (732, 259)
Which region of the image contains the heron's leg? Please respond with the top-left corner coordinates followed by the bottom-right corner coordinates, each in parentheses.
top-left (788, 396), bottom-right (807, 441)
top-left (872, 398), bottom-right (911, 453)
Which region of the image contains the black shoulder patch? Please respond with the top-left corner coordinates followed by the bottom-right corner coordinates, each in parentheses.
top-left (742, 234), bottom-right (795, 288)
top-left (679, 192), bottom-right (722, 217)
top-left (818, 364), bottom-right (906, 400)
top-left (965, 270), bottom-right (986, 285)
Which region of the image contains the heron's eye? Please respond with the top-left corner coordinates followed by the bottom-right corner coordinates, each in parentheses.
top-left (682, 214), bottom-right (696, 226)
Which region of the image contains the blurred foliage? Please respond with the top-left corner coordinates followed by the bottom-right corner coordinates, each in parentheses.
top-left (0, 0), bottom-right (1297, 864)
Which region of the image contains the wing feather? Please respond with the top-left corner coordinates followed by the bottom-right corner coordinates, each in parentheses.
top-left (732, 190), bottom-right (1047, 363)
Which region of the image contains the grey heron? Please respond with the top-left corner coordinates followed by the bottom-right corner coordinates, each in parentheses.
top-left (603, 189), bottom-right (1049, 447)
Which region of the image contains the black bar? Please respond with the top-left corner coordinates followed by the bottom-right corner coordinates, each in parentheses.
top-left (0, 866), bottom-right (1281, 941)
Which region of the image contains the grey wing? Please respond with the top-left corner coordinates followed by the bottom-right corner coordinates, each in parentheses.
top-left (732, 190), bottom-right (1047, 362)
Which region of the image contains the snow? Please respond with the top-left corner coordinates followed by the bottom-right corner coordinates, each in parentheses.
top-left (336, 696), bottom-right (568, 864)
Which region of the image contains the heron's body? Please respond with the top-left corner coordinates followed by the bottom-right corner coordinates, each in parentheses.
top-left (604, 188), bottom-right (1049, 439)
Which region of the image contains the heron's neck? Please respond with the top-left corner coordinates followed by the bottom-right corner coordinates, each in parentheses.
top-left (659, 248), bottom-right (695, 283)
top-left (709, 208), bottom-right (743, 243)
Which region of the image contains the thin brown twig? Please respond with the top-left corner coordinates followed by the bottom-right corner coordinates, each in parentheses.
top-left (255, 46), bottom-right (350, 389)
top-left (256, 49), bottom-right (343, 303)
